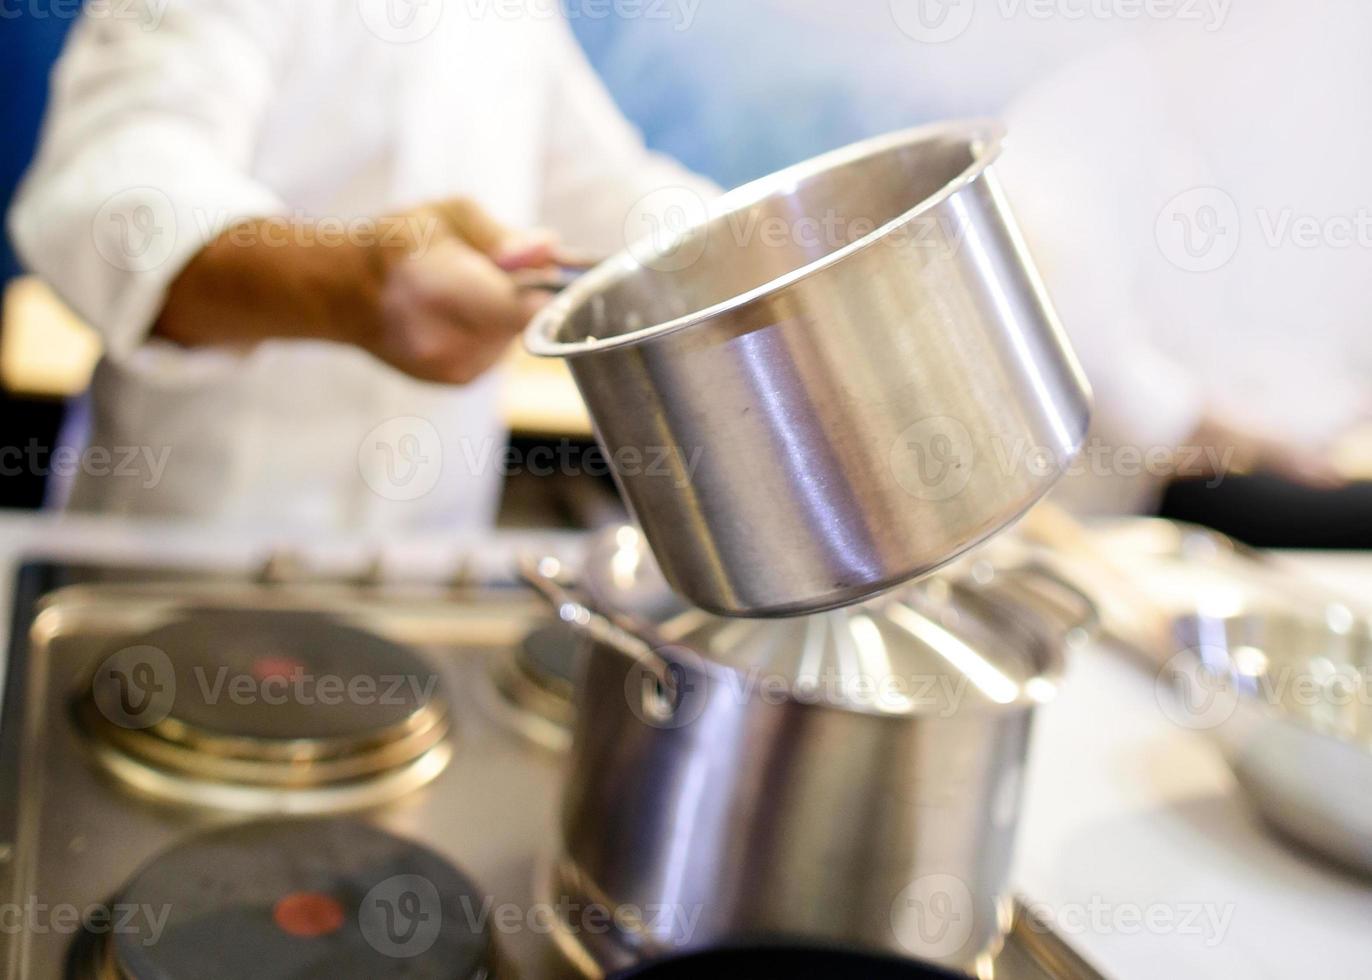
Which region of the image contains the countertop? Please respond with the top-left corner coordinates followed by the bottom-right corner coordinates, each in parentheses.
top-left (1015, 549), bottom-right (1372, 978)
top-left (2, 509), bottom-right (1369, 979)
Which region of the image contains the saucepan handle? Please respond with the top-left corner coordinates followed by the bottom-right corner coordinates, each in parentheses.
top-left (518, 554), bottom-right (678, 692)
top-left (980, 558), bottom-right (1101, 644)
top-left (510, 249), bottom-right (606, 294)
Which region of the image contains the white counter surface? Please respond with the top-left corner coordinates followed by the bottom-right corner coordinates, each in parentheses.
top-left (1014, 550), bottom-right (1372, 979)
top-left (2, 510), bottom-right (1369, 979)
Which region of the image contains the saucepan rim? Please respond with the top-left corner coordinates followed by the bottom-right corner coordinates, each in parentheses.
top-left (524, 118), bottom-right (1006, 359)
top-left (570, 525), bottom-right (1081, 715)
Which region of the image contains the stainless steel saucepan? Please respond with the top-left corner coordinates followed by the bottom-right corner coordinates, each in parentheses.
top-left (526, 121), bottom-right (1092, 618)
top-left (524, 527), bottom-right (1096, 977)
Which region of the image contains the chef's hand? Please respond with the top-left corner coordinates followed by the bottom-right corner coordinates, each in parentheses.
top-left (155, 197), bottom-right (563, 385)
top-left (1189, 413), bottom-right (1347, 488)
top-left (368, 199), bottom-right (558, 384)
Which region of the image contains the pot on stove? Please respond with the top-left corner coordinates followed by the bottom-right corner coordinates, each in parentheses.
top-left (524, 527), bottom-right (1095, 977)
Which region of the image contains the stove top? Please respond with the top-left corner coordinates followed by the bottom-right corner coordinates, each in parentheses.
top-left (0, 558), bottom-right (1102, 980)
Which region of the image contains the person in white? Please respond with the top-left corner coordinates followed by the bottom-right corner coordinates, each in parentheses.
top-left (9, 0), bottom-right (717, 530)
top-left (995, 0), bottom-right (1369, 513)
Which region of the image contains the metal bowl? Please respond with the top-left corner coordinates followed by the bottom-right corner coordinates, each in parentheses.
top-left (1170, 599), bottom-right (1372, 874)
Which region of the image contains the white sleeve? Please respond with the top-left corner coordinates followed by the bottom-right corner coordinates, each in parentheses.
top-left (534, 18), bottom-right (722, 258)
top-left (998, 41), bottom-right (1204, 455)
top-left (7, 0), bottom-right (290, 361)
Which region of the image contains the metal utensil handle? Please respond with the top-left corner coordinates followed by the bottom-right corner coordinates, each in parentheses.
top-left (1021, 505), bottom-right (1146, 599)
top-left (511, 251), bottom-right (606, 294)
top-left (512, 266), bottom-right (583, 294)
top-left (996, 558), bottom-right (1101, 639)
top-left (517, 554), bottom-right (676, 692)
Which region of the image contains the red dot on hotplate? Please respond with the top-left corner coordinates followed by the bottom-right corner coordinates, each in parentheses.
top-left (273, 891), bottom-right (346, 939)
top-left (251, 656), bottom-right (306, 682)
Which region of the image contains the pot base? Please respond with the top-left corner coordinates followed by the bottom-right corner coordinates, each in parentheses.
top-left (536, 855), bottom-right (1010, 980)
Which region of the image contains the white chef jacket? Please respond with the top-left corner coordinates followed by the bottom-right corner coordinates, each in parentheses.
top-left (996, 1), bottom-right (1372, 513)
top-left (9, 0), bottom-right (717, 531)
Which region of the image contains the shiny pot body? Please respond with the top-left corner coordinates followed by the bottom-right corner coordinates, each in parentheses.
top-left (526, 121), bottom-right (1091, 617)
top-left (554, 641), bottom-right (1032, 976)
top-left (527, 532), bottom-right (1092, 977)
